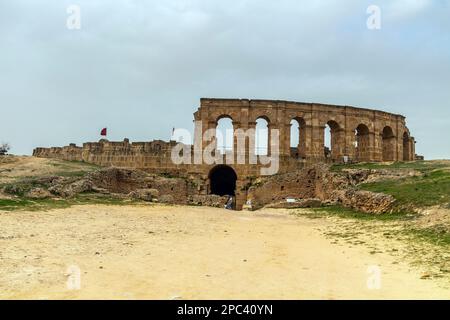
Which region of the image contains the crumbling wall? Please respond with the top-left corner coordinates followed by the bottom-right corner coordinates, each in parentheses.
top-left (246, 169), bottom-right (317, 209)
top-left (247, 164), bottom-right (396, 214)
top-left (33, 139), bottom-right (190, 175)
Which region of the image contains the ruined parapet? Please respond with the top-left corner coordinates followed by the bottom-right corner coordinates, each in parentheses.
top-left (33, 144), bottom-right (82, 161)
top-left (33, 138), bottom-right (183, 173)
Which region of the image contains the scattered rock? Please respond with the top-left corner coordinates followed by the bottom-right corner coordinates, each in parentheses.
top-left (49, 179), bottom-right (93, 198)
top-left (247, 164), bottom-right (396, 214)
top-left (25, 188), bottom-right (52, 199)
top-left (159, 194), bottom-right (175, 204)
top-left (336, 189), bottom-right (396, 214)
top-left (420, 272), bottom-right (431, 279)
top-left (343, 168), bottom-right (423, 185)
top-left (128, 188), bottom-right (159, 202)
top-left (188, 195), bottom-right (229, 208)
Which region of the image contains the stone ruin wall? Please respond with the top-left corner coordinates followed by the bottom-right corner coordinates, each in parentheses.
top-left (194, 98), bottom-right (416, 163)
top-left (33, 139), bottom-right (186, 174)
top-left (33, 98), bottom-right (417, 170)
top-left (33, 98), bottom-right (418, 209)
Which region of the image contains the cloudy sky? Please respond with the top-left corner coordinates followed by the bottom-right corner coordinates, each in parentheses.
top-left (1, 0), bottom-right (449, 158)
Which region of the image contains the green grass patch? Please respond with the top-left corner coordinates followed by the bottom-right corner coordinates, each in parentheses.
top-left (406, 227), bottom-right (450, 247)
top-left (0, 193), bottom-right (143, 212)
top-left (0, 198), bottom-right (71, 211)
top-left (331, 161), bottom-right (450, 210)
top-left (49, 159), bottom-right (100, 169)
top-left (49, 160), bottom-right (99, 176)
top-left (305, 205), bottom-right (412, 221)
top-left (53, 170), bottom-right (91, 177)
top-left (331, 161), bottom-right (448, 173)
top-left (360, 170), bottom-right (450, 209)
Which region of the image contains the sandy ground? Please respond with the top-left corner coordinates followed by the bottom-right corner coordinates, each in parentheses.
top-left (1, 204), bottom-right (449, 300)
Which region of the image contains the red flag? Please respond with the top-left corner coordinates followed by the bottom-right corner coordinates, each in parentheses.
top-left (100, 128), bottom-right (107, 136)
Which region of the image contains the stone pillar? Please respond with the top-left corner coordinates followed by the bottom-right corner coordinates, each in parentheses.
top-left (310, 124), bottom-right (326, 161)
top-left (373, 132), bottom-right (383, 162)
top-left (368, 131), bottom-right (378, 161)
top-left (302, 124), bottom-right (314, 160)
top-left (234, 179), bottom-right (247, 210)
top-left (268, 123), bottom-right (279, 157)
top-left (331, 128), bottom-right (345, 161)
top-left (344, 129), bottom-right (356, 161)
top-left (245, 121), bottom-right (257, 165)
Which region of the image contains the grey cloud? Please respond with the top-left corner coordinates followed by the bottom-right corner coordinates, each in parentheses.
top-left (0, 0), bottom-right (449, 159)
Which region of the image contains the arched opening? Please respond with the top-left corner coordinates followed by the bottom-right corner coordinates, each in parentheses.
top-left (290, 117), bottom-right (306, 158)
top-left (324, 120), bottom-right (341, 160)
top-left (255, 117), bottom-right (269, 155)
top-left (382, 126), bottom-right (395, 161)
top-left (209, 165), bottom-right (237, 196)
top-left (403, 132), bottom-right (410, 161)
top-left (355, 124), bottom-right (370, 161)
top-left (216, 116), bottom-right (234, 154)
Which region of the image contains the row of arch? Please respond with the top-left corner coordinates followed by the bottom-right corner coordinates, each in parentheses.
top-left (214, 116), bottom-right (412, 162)
top-left (215, 116), bottom-right (270, 156)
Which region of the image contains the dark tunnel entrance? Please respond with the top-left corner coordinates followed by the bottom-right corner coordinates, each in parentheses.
top-left (208, 165), bottom-right (237, 196)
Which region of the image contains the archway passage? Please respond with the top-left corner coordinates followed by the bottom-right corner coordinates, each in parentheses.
top-left (209, 165), bottom-right (237, 196)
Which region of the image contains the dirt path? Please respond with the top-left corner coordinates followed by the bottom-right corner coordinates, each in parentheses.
top-left (0, 205), bottom-right (449, 299)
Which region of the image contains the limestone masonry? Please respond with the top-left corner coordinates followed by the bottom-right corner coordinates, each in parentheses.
top-left (33, 98), bottom-right (418, 209)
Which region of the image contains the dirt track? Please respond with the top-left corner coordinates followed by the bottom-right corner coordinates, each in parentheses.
top-left (0, 204), bottom-right (449, 299)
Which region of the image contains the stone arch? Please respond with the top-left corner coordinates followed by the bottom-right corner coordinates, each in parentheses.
top-left (253, 114), bottom-right (271, 123)
top-left (255, 117), bottom-right (269, 156)
top-left (324, 120), bottom-right (342, 161)
top-left (403, 131), bottom-right (411, 161)
top-left (290, 117), bottom-right (306, 158)
top-left (208, 165), bottom-right (237, 197)
top-left (251, 111), bottom-right (275, 126)
top-left (382, 126), bottom-right (396, 161)
top-left (355, 124), bottom-right (370, 161)
top-left (216, 116), bottom-right (234, 154)
top-left (216, 114), bottom-right (233, 122)
top-left (195, 98), bottom-right (415, 165)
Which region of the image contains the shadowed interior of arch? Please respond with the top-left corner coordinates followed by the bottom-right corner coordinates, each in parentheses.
top-left (209, 165), bottom-right (237, 196)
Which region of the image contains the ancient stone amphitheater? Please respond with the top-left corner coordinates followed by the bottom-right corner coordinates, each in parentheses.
top-left (34, 98), bottom-right (417, 209)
